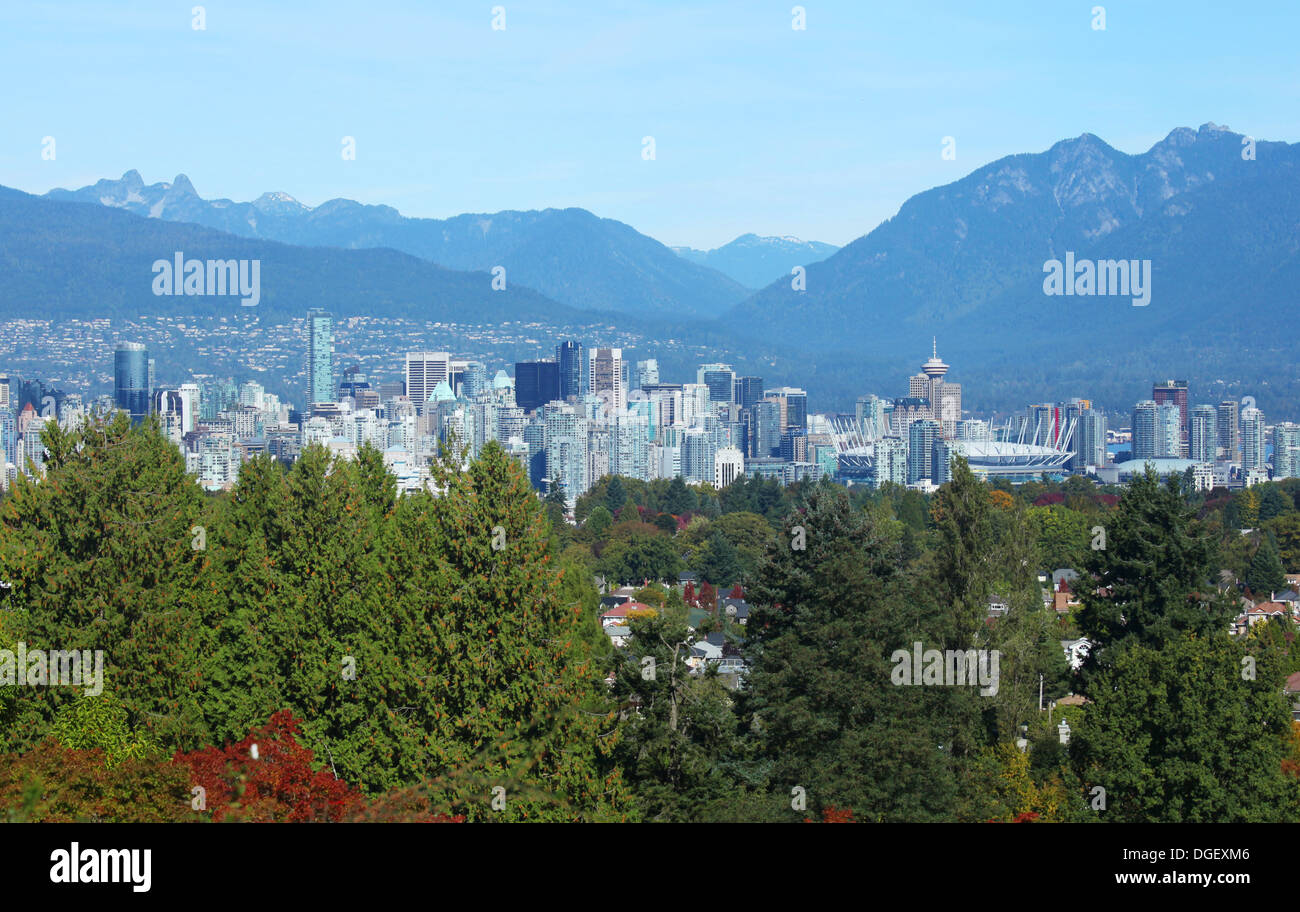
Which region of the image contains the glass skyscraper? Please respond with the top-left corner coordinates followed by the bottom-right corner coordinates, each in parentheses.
top-left (114, 341), bottom-right (150, 424)
top-left (1189, 404), bottom-right (1217, 463)
top-left (307, 309), bottom-right (335, 406)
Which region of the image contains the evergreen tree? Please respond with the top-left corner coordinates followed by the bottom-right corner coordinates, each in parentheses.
top-left (1246, 532), bottom-right (1287, 596)
top-left (663, 476), bottom-right (695, 515)
top-left (740, 485), bottom-right (978, 821)
top-left (1072, 633), bottom-right (1300, 822)
top-left (1076, 466), bottom-right (1234, 665)
top-left (609, 612), bottom-right (743, 821)
top-left (605, 476), bottom-right (628, 516)
top-left (0, 413), bottom-right (210, 752)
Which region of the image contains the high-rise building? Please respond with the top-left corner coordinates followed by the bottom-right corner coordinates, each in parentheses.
top-left (1241, 407), bottom-right (1267, 472)
top-left (588, 348), bottom-right (625, 412)
top-left (1133, 400), bottom-right (1180, 460)
top-left (1189, 404), bottom-right (1217, 464)
top-left (0, 375), bottom-right (9, 409)
top-left (1077, 408), bottom-right (1108, 468)
top-left (714, 446), bottom-right (744, 489)
top-left (735, 376), bottom-right (765, 411)
top-left (556, 341), bottom-right (585, 400)
top-left (114, 342), bottom-right (150, 424)
top-left (938, 383), bottom-right (962, 438)
top-left (514, 360), bottom-right (561, 412)
top-left (306, 309), bottom-right (335, 406)
top-left (1274, 423), bottom-right (1300, 480)
top-left (634, 359), bottom-right (660, 390)
top-left (908, 419), bottom-right (940, 484)
top-left (1217, 400), bottom-right (1241, 460)
top-left (856, 395), bottom-right (888, 438)
top-left (765, 387), bottom-right (808, 432)
top-left (1152, 380), bottom-right (1189, 456)
top-left (874, 436), bottom-right (908, 488)
top-left (405, 352), bottom-right (451, 407)
top-left (681, 428), bottom-right (716, 485)
top-left (698, 364), bottom-right (735, 404)
top-left (544, 402), bottom-right (587, 500)
top-left (931, 438), bottom-right (954, 485)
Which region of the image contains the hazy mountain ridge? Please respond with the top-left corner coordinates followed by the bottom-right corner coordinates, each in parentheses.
top-left (46, 176), bottom-right (749, 320)
top-left (672, 233), bottom-right (839, 288)
top-left (0, 185), bottom-right (588, 328)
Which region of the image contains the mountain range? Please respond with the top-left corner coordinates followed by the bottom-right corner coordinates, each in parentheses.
top-left (45, 174), bottom-right (751, 320)
top-left (673, 234), bottom-right (839, 288)
top-left (7, 122), bottom-right (1300, 415)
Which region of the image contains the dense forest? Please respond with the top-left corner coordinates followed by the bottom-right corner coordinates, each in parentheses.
top-left (0, 413), bottom-right (1297, 822)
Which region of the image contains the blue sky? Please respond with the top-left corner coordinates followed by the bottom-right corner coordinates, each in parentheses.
top-left (2, 1), bottom-right (1297, 248)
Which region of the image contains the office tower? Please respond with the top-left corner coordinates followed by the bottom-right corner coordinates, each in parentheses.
top-left (765, 387), bottom-right (808, 432)
top-left (455, 361), bottom-right (488, 399)
top-left (1241, 407), bottom-right (1267, 472)
top-left (306, 309), bottom-right (335, 406)
top-left (908, 419), bottom-right (940, 484)
top-left (588, 348), bottom-right (625, 412)
top-left (698, 364), bottom-right (735, 404)
top-left (1152, 380), bottom-right (1189, 456)
top-left (909, 339), bottom-right (956, 433)
top-left (0, 375), bottom-right (8, 409)
top-left (1274, 422), bottom-right (1300, 480)
top-left (750, 399), bottom-right (782, 458)
top-left (1189, 404), bottom-right (1217, 463)
top-left (1217, 400), bottom-right (1240, 460)
top-left (735, 376), bottom-right (765, 411)
top-left (114, 342), bottom-right (150, 424)
top-left (405, 352), bottom-right (451, 406)
top-left (556, 341), bottom-right (585, 400)
top-left (1077, 408), bottom-right (1108, 468)
top-left (714, 447), bottom-right (745, 489)
top-left (778, 429), bottom-right (808, 462)
top-left (634, 359), bottom-right (660, 390)
top-left (513, 360), bottom-right (561, 412)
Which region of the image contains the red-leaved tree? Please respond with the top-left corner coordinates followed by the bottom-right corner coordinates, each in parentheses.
top-left (175, 711), bottom-right (364, 823)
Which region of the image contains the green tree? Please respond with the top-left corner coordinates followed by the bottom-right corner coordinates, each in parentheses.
top-left (741, 485), bottom-right (978, 821)
top-left (609, 612), bottom-right (744, 821)
top-left (0, 413), bottom-right (210, 753)
top-left (1076, 467), bottom-right (1235, 664)
top-left (605, 476), bottom-right (628, 516)
top-left (663, 476), bottom-right (695, 515)
top-left (693, 530), bottom-right (743, 589)
top-left (584, 505), bottom-right (613, 540)
top-left (1072, 633), bottom-right (1300, 822)
top-left (1246, 532), bottom-right (1287, 596)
